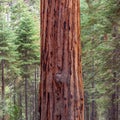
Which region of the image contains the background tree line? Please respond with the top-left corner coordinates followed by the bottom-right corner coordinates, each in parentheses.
top-left (81, 0), bottom-right (120, 120)
top-left (0, 0), bottom-right (40, 120)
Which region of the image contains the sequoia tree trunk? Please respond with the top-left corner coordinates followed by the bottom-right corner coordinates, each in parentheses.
top-left (39, 0), bottom-right (84, 120)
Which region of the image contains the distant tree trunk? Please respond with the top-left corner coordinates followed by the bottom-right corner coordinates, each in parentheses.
top-left (13, 79), bottom-right (16, 105)
top-left (107, 108), bottom-right (111, 120)
top-left (30, 98), bottom-right (32, 120)
top-left (19, 92), bottom-right (22, 120)
top-left (90, 39), bottom-right (97, 120)
top-left (90, 93), bottom-right (96, 120)
top-left (114, 72), bottom-right (119, 120)
top-left (90, 65), bottom-right (95, 120)
top-left (25, 76), bottom-right (28, 120)
top-left (34, 67), bottom-right (37, 120)
top-left (111, 83), bottom-right (116, 120)
top-left (111, 72), bottom-right (119, 120)
top-left (1, 60), bottom-right (5, 120)
top-left (85, 92), bottom-right (89, 120)
top-left (116, 77), bottom-right (119, 120)
top-left (39, 0), bottom-right (84, 120)
top-left (110, 72), bottom-right (117, 120)
top-left (118, 79), bottom-right (120, 120)
top-left (110, 20), bottom-right (120, 120)
top-left (116, 82), bottom-right (119, 120)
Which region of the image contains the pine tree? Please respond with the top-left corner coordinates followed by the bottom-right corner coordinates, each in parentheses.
top-left (16, 10), bottom-right (39, 120)
top-left (81, 0), bottom-right (120, 119)
top-left (0, 1), bottom-right (18, 119)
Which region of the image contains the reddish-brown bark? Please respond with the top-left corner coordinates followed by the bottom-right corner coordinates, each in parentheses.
top-left (39, 0), bottom-right (84, 120)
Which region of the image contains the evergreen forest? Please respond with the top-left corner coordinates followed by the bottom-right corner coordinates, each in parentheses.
top-left (0, 0), bottom-right (120, 120)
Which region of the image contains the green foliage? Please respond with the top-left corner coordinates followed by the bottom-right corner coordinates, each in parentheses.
top-left (16, 10), bottom-right (39, 76)
top-left (0, 20), bottom-right (16, 61)
top-left (0, 0), bottom-right (40, 119)
top-left (81, 0), bottom-right (120, 119)
top-left (8, 105), bottom-right (20, 120)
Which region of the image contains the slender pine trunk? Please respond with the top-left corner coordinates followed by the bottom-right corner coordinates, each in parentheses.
top-left (90, 39), bottom-right (97, 120)
top-left (13, 79), bottom-right (16, 105)
top-left (91, 77), bottom-right (96, 120)
top-left (34, 67), bottom-right (37, 120)
top-left (19, 92), bottom-right (22, 120)
top-left (85, 92), bottom-right (89, 120)
top-left (116, 76), bottom-right (119, 120)
top-left (1, 60), bottom-right (5, 120)
top-left (25, 76), bottom-right (28, 120)
top-left (111, 72), bottom-right (116, 120)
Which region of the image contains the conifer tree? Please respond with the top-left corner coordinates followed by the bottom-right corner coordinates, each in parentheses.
top-left (0, 1), bottom-right (18, 119)
top-left (16, 10), bottom-right (39, 120)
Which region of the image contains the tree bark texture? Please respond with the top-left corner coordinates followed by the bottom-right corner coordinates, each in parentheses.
top-left (39, 0), bottom-right (84, 120)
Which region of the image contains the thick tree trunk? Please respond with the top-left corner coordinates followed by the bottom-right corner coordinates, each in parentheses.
top-left (39, 0), bottom-right (84, 120)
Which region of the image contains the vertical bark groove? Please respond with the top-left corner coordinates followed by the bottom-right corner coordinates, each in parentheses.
top-left (39, 0), bottom-right (84, 120)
